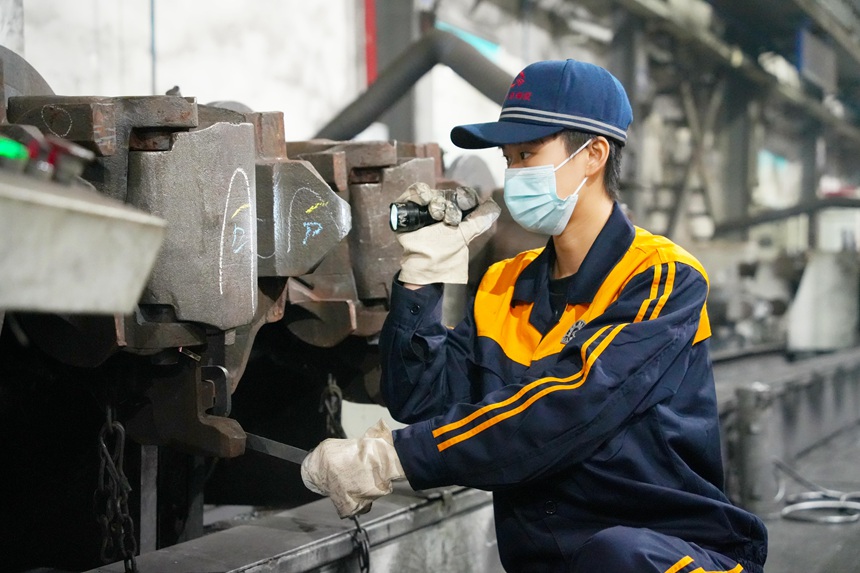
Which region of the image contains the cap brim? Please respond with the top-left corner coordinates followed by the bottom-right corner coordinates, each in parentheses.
top-left (450, 121), bottom-right (566, 149)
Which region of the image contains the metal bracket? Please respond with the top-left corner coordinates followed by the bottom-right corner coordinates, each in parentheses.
top-left (202, 364), bottom-right (231, 417)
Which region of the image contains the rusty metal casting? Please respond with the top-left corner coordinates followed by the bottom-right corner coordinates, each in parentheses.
top-left (2, 58), bottom-right (471, 457)
top-left (126, 357), bottom-right (246, 459)
top-left (256, 159), bottom-right (351, 279)
top-left (278, 140), bottom-right (444, 347)
top-left (7, 95), bottom-right (199, 203)
top-left (127, 122), bottom-right (259, 331)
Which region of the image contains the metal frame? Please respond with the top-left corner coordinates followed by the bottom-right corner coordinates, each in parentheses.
top-left (724, 347), bottom-right (860, 517)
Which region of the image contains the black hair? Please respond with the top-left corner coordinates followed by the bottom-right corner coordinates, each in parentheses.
top-left (559, 130), bottom-right (623, 202)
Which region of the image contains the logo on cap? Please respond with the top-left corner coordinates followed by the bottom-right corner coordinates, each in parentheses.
top-left (508, 91), bottom-right (532, 101)
top-left (508, 71), bottom-right (531, 101)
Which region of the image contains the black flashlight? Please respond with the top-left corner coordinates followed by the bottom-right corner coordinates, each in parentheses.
top-left (389, 201), bottom-right (436, 233)
top-left (390, 186), bottom-right (479, 233)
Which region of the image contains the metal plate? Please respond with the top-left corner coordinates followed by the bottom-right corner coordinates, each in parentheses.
top-left (0, 171), bottom-right (165, 314)
top-left (83, 486), bottom-right (500, 573)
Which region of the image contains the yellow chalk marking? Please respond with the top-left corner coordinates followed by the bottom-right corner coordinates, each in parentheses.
top-left (231, 203), bottom-right (251, 219)
top-left (306, 201), bottom-right (329, 214)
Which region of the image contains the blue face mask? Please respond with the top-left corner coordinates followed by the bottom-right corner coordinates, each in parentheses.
top-left (503, 138), bottom-right (591, 235)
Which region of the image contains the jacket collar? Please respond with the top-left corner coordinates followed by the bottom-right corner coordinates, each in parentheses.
top-left (512, 202), bottom-right (635, 307)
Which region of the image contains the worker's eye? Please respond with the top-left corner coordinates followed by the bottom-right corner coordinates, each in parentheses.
top-left (502, 150), bottom-right (533, 166)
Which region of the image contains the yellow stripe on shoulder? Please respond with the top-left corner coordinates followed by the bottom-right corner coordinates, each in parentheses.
top-left (620, 228), bottom-right (711, 343)
top-left (650, 261), bottom-right (676, 320)
top-left (634, 263), bottom-right (663, 322)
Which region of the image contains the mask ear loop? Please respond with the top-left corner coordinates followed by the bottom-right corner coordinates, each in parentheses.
top-left (553, 138), bottom-right (593, 173)
top-left (571, 175), bottom-right (589, 197)
top-left (555, 138), bottom-right (593, 200)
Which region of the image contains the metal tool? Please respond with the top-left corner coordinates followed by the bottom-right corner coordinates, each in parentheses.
top-left (244, 432), bottom-right (309, 465)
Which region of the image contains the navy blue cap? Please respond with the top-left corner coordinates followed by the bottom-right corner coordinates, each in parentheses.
top-left (451, 59), bottom-right (633, 149)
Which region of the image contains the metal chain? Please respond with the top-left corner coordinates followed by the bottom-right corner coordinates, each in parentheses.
top-left (350, 515), bottom-right (371, 573)
top-left (321, 376), bottom-right (368, 570)
top-left (94, 405), bottom-right (139, 573)
top-left (319, 374), bottom-right (347, 439)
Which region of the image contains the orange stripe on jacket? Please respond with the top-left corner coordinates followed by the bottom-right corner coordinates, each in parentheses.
top-left (664, 555), bottom-right (694, 573)
top-left (436, 323), bottom-right (628, 451)
top-left (635, 263), bottom-right (663, 322)
top-left (473, 249), bottom-right (545, 367)
top-left (687, 563), bottom-right (743, 573)
top-left (650, 262), bottom-right (676, 320)
top-left (431, 324), bottom-right (613, 440)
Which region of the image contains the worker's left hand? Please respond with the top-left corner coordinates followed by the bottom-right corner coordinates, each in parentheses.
top-left (300, 420), bottom-right (405, 518)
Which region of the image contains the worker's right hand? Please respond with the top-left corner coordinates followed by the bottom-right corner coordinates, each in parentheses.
top-left (395, 183), bottom-right (500, 285)
top-left (300, 420), bottom-right (405, 518)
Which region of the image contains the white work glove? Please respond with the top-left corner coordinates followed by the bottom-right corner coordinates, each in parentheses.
top-left (396, 183), bottom-right (501, 285)
top-left (300, 419), bottom-right (406, 518)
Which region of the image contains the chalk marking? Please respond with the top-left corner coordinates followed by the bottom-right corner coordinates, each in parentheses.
top-left (286, 186), bottom-right (323, 253)
top-left (40, 105), bottom-right (73, 138)
top-left (258, 214), bottom-right (275, 259)
top-left (305, 201), bottom-right (329, 214)
top-left (232, 224), bottom-right (249, 253)
top-left (303, 222), bottom-right (323, 245)
top-left (231, 203), bottom-right (251, 219)
top-left (219, 167), bottom-right (250, 296)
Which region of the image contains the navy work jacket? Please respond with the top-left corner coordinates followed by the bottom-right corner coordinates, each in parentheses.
top-left (380, 203), bottom-right (767, 572)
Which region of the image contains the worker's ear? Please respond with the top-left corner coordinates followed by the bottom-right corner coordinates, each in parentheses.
top-left (584, 136), bottom-right (610, 178)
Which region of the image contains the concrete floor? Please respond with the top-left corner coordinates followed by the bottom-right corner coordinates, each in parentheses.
top-left (761, 424), bottom-right (860, 573)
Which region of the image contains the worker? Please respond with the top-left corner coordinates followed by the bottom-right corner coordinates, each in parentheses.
top-left (301, 59), bottom-right (768, 572)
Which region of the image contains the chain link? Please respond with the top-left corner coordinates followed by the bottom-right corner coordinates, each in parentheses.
top-left (94, 405), bottom-right (139, 573)
top-left (350, 515), bottom-right (371, 573)
top-left (321, 376), bottom-right (368, 570)
top-left (319, 374), bottom-right (347, 439)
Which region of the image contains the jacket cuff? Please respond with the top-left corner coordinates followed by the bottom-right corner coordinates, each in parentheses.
top-left (387, 275), bottom-right (444, 329)
top-left (392, 421), bottom-right (451, 490)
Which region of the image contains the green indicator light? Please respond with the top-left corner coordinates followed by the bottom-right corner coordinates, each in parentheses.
top-left (0, 137), bottom-right (29, 161)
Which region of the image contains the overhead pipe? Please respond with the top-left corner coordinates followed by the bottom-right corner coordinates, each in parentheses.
top-left (315, 29), bottom-right (512, 140)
